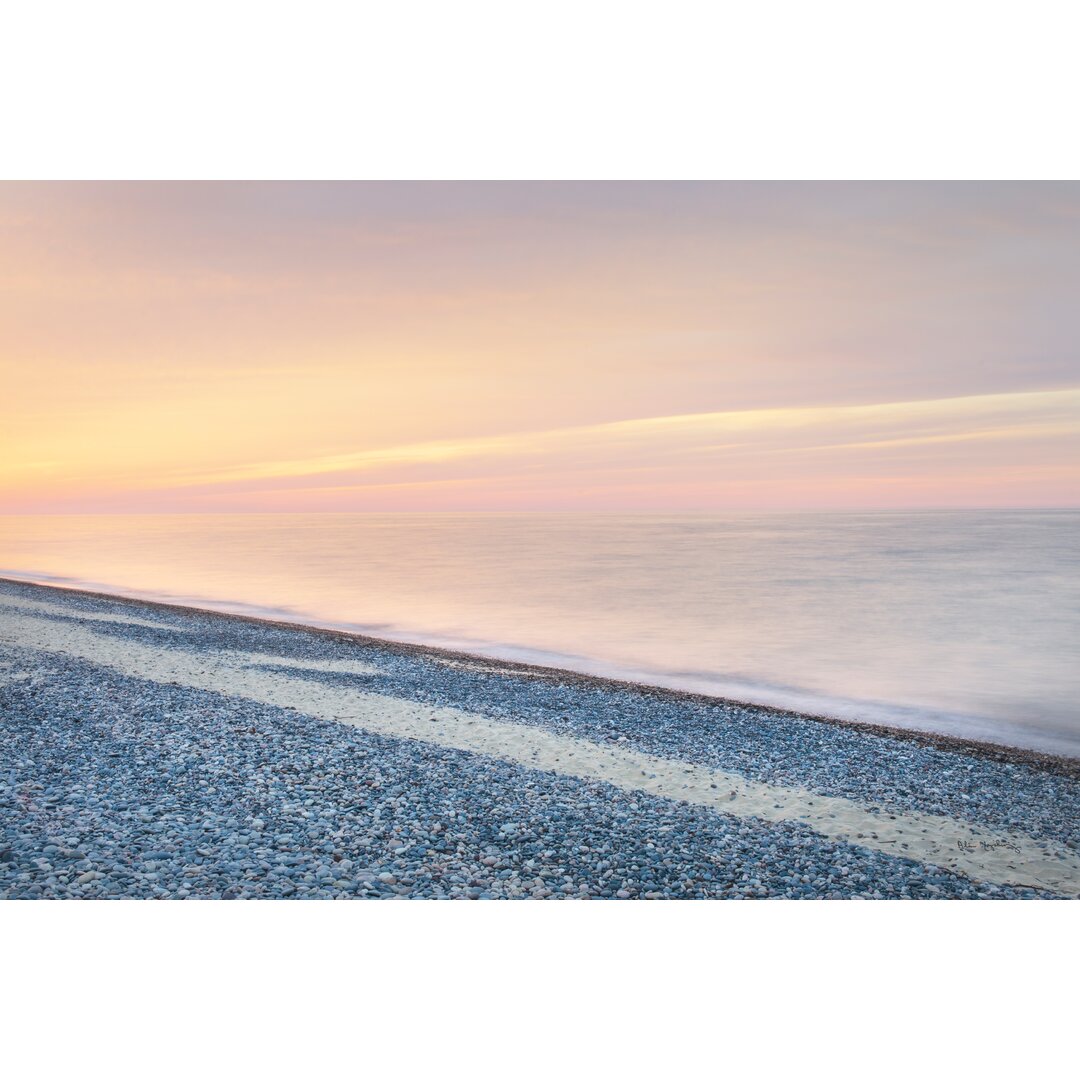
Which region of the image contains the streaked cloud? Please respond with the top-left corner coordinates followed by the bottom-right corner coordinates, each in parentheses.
top-left (171, 387), bottom-right (1080, 489)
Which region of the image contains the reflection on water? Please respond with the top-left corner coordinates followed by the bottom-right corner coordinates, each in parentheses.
top-left (1, 511), bottom-right (1078, 755)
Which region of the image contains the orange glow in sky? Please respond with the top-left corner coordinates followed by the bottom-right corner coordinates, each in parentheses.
top-left (2, 182), bottom-right (1079, 512)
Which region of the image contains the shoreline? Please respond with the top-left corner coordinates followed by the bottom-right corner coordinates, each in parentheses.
top-left (4, 575), bottom-right (1080, 898)
top-left (4, 574), bottom-right (1078, 777)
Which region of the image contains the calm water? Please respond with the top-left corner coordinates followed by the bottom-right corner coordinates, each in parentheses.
top-left (2, 512), bottom-right (1078, 755)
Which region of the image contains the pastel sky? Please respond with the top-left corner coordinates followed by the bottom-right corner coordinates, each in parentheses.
top-left (2, 182), bottom-right (1079, 512)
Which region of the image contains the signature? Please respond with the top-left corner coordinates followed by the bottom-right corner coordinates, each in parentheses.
top-left (957, 838), bottom-right (1021, 854)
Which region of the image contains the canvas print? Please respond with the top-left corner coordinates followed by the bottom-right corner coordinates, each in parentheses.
top-left (2, 181), bottom-right (1077, 900)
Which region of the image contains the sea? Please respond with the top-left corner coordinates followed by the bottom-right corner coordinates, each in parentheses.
top-left (2, 510), bottom-right (1077, 756)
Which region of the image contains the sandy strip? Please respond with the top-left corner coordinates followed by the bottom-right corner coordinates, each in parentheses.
top-left (232, 653), bottom-right (382, 677)
top-left (0, 597), bottom-right (381, 676)
top-left (0, 595), bottom-right (194, 633)
top-left (3, 608), bottom-right (1078, 896)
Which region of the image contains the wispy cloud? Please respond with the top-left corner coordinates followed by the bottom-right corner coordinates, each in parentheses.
top-left (167, 386), bottom-right (1080, 499)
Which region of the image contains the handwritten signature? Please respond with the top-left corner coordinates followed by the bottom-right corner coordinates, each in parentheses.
top-left (957, 838), bottom-right (1021, 854)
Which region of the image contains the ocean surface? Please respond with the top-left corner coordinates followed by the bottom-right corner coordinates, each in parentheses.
top-left (1, 511), bottom-right (1078, 756)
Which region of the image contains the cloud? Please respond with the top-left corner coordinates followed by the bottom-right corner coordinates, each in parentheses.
top-left (157, 387), bottom-right (1080, 505)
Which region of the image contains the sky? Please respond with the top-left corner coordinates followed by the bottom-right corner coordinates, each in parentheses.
top-left (2, 181), bottom-right (1079, 512)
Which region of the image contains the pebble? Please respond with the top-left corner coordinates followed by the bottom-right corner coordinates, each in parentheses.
top-left (2, 578), bottom-right (1076, 901)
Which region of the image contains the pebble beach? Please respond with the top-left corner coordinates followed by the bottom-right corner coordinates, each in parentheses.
top-left (2, 576), bottom-right (1079, 900)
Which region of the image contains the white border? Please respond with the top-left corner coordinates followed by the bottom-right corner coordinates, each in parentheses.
top-left (3, 902), bottom-right (1076, 1074)
top-left (2, 1), bottom-right (1080, 178)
